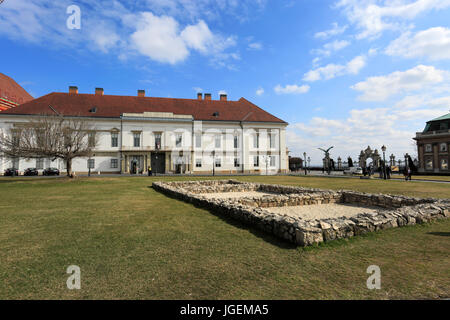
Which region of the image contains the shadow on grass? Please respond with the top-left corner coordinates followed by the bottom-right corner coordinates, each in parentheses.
top-left (427, 232), bottom-right (450, 237)
top-left (149, 186), bottom-right (297, 250)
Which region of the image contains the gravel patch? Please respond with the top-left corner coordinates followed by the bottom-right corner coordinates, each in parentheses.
top-left (266, 203), bottom-right (380, 221)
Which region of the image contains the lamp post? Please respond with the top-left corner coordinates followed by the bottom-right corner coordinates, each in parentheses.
top-left (404, 153), bottom-right (409, 175)
top-left (88, 156), bottom-right (92, 177)
top-left (303, 152), bottom-right (307, 175)
top-left (381, 145), bottom-right (386, 180)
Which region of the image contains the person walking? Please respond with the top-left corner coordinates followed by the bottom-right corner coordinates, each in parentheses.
top-left (148, 165), bottom-right (152, 176)
top-left (407, 167), bottom-right (412, 181)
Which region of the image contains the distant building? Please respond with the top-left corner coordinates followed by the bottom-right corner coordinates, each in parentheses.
top-left (289, 156), bottom-right (303, 171)
top-left (0, 73), bottom-right (33, 111)
top-left (0, 87), bottom-right (289, 175)
top-left (414, 113), bottom-right (450, 174)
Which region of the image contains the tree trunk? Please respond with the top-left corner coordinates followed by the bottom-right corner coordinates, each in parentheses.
top-left (66, 158), bottom-right (73, 178)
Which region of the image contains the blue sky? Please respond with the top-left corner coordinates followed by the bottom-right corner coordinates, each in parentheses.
top-left (1, 0), bottom-right (450, 164)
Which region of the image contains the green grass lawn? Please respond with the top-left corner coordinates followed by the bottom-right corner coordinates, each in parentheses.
top-left (0, 175), bottom-right (449, 299)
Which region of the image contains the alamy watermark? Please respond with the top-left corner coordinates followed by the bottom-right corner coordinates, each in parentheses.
top-left (66, 5), bottom-right (81, 30)
top-left (66, 265), bottom-right (81, 290)
top-left (366, 265), bottom-right (381, 290)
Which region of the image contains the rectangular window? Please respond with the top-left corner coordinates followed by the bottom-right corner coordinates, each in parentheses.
top-left (176, 134), bottom-right (182, 148)
top-left (440, 143), bottom-right (448, 152)
top-left (88, 132), bottom-right (96, 147)
top-left (87, 159), bottom-right (95, 169)
top-left (12, 131), bottom-right (20, 148)
top-left (215, 157), bottom-right (221, 168)
top-left (441, 159), bottom-right (448, 170)
top-left (196, 159), bottom-right (202, 168)
top-left (111, 132), bottom-right (118, 147)
top-left (254, 156), bottom-right (259, 167)
top-left (270, 155), bottom-right (276, 167)
top-left (215, 135), bottom-right (221, 148)
top-left (425, 144), bottom-right (432, 152)
top-left (36, 158), bottom-right (44, 170)
top-left (425, 158), bottom-right (433, 170)
top-left (234, 135), bottom-right (239, 149)
top-left (133, 132), bottom-right (141, 147)
top-left (110, 159), bottom-right (118, 169)
top-left (195, 134), bottom-right (202, 148)
top-left (253, 134), bottom-right (259, 148)
top-left (269, 133), bottom-right (276, 149)
top-left (234, 157), bottom-right (240, 167)
top-left (155, 133), bottom-right (162, 150)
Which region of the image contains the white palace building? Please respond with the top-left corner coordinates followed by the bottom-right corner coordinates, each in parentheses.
top-left (0, 87), bottom-right (289, 175)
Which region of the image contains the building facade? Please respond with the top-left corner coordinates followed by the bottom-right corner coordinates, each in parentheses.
top-left (0, 73), bottom-right (33, 111)
top-left (414, 113), bottom-right (450, 174)
top-left (0, 87), bottom-right (289, 175)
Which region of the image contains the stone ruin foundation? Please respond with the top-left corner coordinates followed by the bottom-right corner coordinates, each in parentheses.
top-left (152, 180), bottom-right (450, 247)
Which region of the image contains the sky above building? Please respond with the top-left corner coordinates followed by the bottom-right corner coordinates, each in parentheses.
top-left (1, 0), bottom-right (450, 164)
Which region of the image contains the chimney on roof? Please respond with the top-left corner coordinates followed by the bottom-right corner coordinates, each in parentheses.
top-left (95, 88), bottom-right (104, 95)
top-left (204, 93), bottom-right (212, 101)
top-left (197, 93), bottom-right (203, 100)
top-left (69, 86), bottom-right (78, 94)
top-left (220, 94), bottom-right (227, 101)
top-left (138, 89), bottom-right (145, 97)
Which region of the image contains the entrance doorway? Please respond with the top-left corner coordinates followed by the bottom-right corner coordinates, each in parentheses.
top-left (151, 152), bottom-right (165, 174)
top-left (130, 156), bottom-right (142, 174)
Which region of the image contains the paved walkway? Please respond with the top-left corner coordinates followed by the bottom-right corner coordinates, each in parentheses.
top-left (2, 171), bottom-right (449, 184)
top-left (290, 171), bottom-right (450, 184)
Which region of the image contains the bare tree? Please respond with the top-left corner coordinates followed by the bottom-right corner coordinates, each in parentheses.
top-left (0, 115), bottom-right (98, 177)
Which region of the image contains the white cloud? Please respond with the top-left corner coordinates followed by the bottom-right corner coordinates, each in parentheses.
top-left (351, 65), bottom-right (445, 101)
top-left (394, 94), bottom-right (450, 110)
top-left (314, 22), bottom-right (348, 39)
top-left (180, 20), bottom-right (214, 53)
top-left (312, 39), bottom-right (350, 57)
top-left (386, 27), bottom-right (450, 61)
top-left (89, 24), bottom-right (121, 53)
top-left (129, 13), bottom-right (237, 65)
top-left (0, 1), bottom-right (238, 67)
top-left (256, 87), bottom-right (265, 96)
top-left (346, 55), bottom-right (366, 74)
top-left (287, 106), bottom-right (437, 165)
top-left (248, 42), bottom-right (263, 50)
top-left (274, 84), bottom-right (310, 95)
top-left (143, 0), bottom-right (268, 23)
top-left (336, 0), bottom-right (450, 39)
top-left (130, 13), bottom-right (189, 64)
top-left (303, 55), bottom-right (366, 81)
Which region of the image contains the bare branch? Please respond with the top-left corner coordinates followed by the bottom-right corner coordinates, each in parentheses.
top-left (0, 114), bottom-right (98, 177)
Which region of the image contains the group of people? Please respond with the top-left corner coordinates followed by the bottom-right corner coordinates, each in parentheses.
top-left (378, 166), bottom-right (392, 179)
top-left (363, 163), bottom-right (413, 181)
top-left (363, 165), bottom-right (375, 177)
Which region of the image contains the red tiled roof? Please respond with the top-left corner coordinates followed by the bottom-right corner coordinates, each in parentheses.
top-left (1, 92), bottom-right (287, 123)
top-left (0, 73), bottom-right (33, 106)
